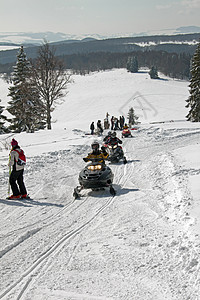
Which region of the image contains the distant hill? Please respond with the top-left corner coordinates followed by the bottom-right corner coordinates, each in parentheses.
top-left (0, 32), bottom-right (199, 66)
top-left (175, 26), bottom-right (200, 34)
top-left (0, 26), bottom-right (200, 45)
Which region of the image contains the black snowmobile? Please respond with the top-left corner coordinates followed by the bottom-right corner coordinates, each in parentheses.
top-left (107, 142), bottom-right (127, 164)
top-left (73, 158), bottom-right (116, 199)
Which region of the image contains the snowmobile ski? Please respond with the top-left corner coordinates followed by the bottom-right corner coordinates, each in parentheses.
top-left (110, 186), bottom-right (116, 196)
top-left (73, 187), bottom-right (82, 199)
top-left (123, 157), bottom-right (127, 164)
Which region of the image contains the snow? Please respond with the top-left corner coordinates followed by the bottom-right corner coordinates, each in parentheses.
top-left (125, 40), bottom-right (199, 47)
top-left (0, 69), bottom-right (200, 299)
top-left (0, 46), bottom-right (20, 51)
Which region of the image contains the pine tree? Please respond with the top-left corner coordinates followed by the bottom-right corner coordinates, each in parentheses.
top-left (127, 56), bottom-right (138, 73)
top-left (186, 41), bottom-right (200, 122)
top-left (0, 99), bottom-right (7, 133)
top-left (7, 46), bottom-right (45, 132)
top-left (149, 66), bottom-right (159, 79)
top-left (127, 107), bottom-right (139, 126)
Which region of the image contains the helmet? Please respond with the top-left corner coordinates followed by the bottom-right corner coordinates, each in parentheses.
top-left (11, 138), bottom-right (18, 147)
top-left (91, 141), bottom-right (99, 150)
top-left (111, 132), bottom-right (116, 138)
top-left (108, 131), bottom-right (111, 136)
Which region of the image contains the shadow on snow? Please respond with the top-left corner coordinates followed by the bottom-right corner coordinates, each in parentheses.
top-left (0, 198), bottom-right (64, 208)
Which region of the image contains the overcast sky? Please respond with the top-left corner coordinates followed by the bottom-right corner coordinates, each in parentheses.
top-left (1, 0), bottom-right (200, 35)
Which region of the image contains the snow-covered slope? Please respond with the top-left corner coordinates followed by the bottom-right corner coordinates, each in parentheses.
top-left (0, 69), bottom-right (200, 299)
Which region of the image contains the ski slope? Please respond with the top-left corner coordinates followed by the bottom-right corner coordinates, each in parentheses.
top-left (0, 69), bottom-right (200, 300)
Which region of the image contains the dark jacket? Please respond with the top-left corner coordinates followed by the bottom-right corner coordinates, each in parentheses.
top-left (105, 137), bottom-right (122, 145)
top-left (90, 122), bottom-right (95, 130)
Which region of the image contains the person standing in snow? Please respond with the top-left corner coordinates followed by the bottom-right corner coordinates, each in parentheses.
top-left (114, 117), bottom-right (119, 130)
top-left (8, 138), bottom-right (28, 199)
top-left (97, 120), bottom-right (103, 135)
top-left (120, 115), bottom-right (125, 130)
top-left (104, 118), bottom-right (109, 129)
top-left (90, 122), bottom-right (95, 135)
top-left (111, 116), bottom-right (114, 130)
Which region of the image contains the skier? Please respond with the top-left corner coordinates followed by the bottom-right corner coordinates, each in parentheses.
top-left (83, 141), bottom-right (109, 163)
top-left (90, 121), bottom-right (95, 135)
top-left (7, 138), bottom-right (28, 199)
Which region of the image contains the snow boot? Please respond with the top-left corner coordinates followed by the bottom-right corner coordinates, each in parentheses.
top-left (7, 195), bottom-right (21, 200)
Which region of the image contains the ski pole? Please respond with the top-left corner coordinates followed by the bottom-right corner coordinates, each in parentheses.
top-left (8, 166), bottom-right (11, 196)
top-left (8, 151), bottom-right (11, 196)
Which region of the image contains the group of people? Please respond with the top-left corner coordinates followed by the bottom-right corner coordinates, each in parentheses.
top-left (90, 120), bottom-right (104, 135)
top-left (90, 113), bottom-right (126, 135)
top-left (111, 115), bottom-right (125, 130)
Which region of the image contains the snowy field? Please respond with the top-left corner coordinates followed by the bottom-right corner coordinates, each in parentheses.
top-left (0, 69), bottom-right (200, 299)
top-left (0, 46), bottom-right (20, 51)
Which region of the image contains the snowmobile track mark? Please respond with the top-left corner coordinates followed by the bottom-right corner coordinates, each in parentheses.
top-left (0, 198), bottom-right (77, 240)
top-left (0, 196), bottom-right (115, 299)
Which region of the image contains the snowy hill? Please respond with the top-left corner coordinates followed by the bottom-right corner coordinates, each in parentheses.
top-left (0, 69), bottom-right (200, 299)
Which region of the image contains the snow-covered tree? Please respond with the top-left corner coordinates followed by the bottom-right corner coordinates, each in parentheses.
top-left (186, 41), bottom-right (200, 122)
top-left (0, 99), bottom-right (7, 133)
top-left (127, 56), bottom-right (138, 73)
top-left (127, 107), bottom-right (139, 126)
top-left (7, 46), bottom-right (45, 132)
top-left (149, 66), bottom-right (159, 79)
top-left (31, 41), bottom-right (71, 130)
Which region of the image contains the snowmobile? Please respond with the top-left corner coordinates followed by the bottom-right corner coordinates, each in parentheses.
top-left (107, 142), bottom-right (127, 164)
top-left (122, 128), bottom-right (132, 138)
top-left (73, 158), bottom-right (116, 199)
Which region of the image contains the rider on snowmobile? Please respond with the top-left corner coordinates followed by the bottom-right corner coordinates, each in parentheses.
top-left (105, 131), bottom-right (123, 145)
top-left (83, 141), bottom-right (109, 163)
top-left (103, 131), bottom-right (112, 143)
top-left (123, 123), bottom-right (129, 129)
top-left (105, 132), bottom-right (127, 163)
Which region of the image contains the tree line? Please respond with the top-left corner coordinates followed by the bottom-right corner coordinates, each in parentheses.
top-left (57, 50), bottom-right (191, 79)
top-left (0, 48), bottom-right (192, 79)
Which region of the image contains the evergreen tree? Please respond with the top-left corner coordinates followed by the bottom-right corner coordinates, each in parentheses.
top-left (149, 66), bottom-right (159, 79)
top-left (127, 107), bottom-right (139, 126)
top-left (7, 46), bottom-right (45, 132)
top-left (127, 56), bottom-right (138, 73)
top-left (186, 41), bottom-right (200, 122)
top-left (0, 99), bottom-right (7, 133)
